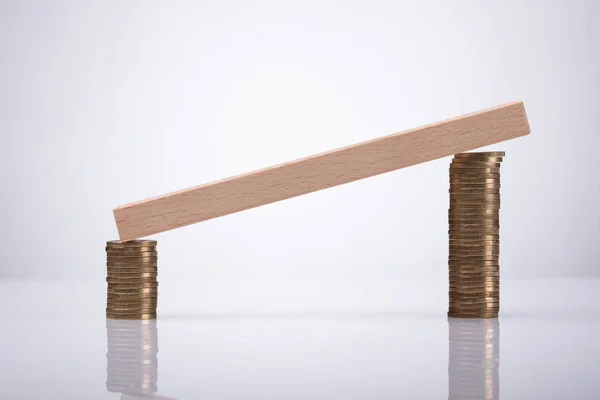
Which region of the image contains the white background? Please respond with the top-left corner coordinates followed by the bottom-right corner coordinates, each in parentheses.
top-left (1, 2), bottom-right (600, 398)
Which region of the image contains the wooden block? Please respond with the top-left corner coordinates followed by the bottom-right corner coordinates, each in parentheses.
top-left (114, 101), bottom-right (530, 241)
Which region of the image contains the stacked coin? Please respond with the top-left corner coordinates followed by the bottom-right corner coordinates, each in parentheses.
top-left (448, 317), bottom-right (500, 400)
top-left (106, 240), bottom-right (158, 320)
top-left (106, 319), bottom-right (158, 394)
top-left (448, 152), bottom-right (503, 318)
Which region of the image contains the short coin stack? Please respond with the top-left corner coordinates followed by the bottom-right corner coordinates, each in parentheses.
top-left (106, 240), bottom-right (158, 320)
top-left (448, 152), bottom-right (503, 318)
top-left (106, 319), bottom-right (158, 394)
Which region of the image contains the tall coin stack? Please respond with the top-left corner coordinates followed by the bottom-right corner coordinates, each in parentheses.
top-left (106, 319), bottom-right (158, 394)
top-left (448, 318), bottom-right (500, 400)
top-left (448, 152), bottom-right (503, 318)
top-left (106, 240), bottom-right (158, 320)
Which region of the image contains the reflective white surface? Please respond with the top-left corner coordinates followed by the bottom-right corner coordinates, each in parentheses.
top-left (1, 278), bottom-right (599, 399)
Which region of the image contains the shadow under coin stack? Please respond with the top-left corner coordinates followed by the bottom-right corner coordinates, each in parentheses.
top-left (106, 240), bottom-right (158, 320)
top-left (106, 319), bottom-right (158, 395)
top-left (448, 152), bottom-right (503, 318)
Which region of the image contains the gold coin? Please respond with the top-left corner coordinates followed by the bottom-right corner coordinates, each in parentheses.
top-left (449, 287), bottom-right (499, 293)
top-left (106, 239), bottom-right (157, 246)
top-left (106, 278), bottom-right (157, 284)
top-left (449, 175), bottom-right (501, 182)
top-left (447, 311), bottom-right (498, 318)
top-left (106, 267), bottom-right (158, 274)
top-left (449, 298), bottom-right (499, 304)
top-left (449, 201), bottom-right (501, 207)
top-left (107, 296), bottom-right (158, 303)
top-left (448, 260), bottom-right (500, 266)
top-left (449, 274), bottom-right (500, 280)
top-left (449, 215), bottom-right (500, 222)
top-left (449, 172), bottom-right (500, 178)
top-left (449, 232), bottom-right (499, 238)
top-left (449, 307), bottom-right (500, 313)
top-left (449, 249), bottom-right (500, 255)
top-left (106, 256), bottom-right (158, 264)
top-left (449, 223), bottom-right (500, 229)
top-left (448, 221), bottom-right (500, 230)
top-left (452, 157), bottom-right (503, 164)
top-left (105, 247), bottom-right (157, 254)
top-left (449, 258), bottom-right (499, 263)
top-left (449, 251), bottom-right (499, 257)
top-left (449, 241), bottom-right (500, 246)
top-left (449, 252), bottom-right (500, 257)
top-left (105, 251), bottom-right (156, 258)
top-left (449, 306), bottom-right (499, 310)
top-left (107, 287), bottom-right (158, 293)
top-left (107, 292), bottom-right (158, 298)
top-left (106, 262), bottom-right (158, 268)
top-left (449, 287), bottom-right (499, 292)
top-left (448, 226), bottom-right (500, 231)
top-left (107, 293), bottom-right (158, 300)
top-left (449, 242), bottom-right (500, 248)
top-left (449, 177), bottom-right (500, 182)
top-left (106, 310), bottom-right (157, 316)
top-left (107, 302), bottom-right (158, 309)
top-left (106, 251), bottom-right (158, 258)
top-left (451, 162), bottom-right (503, 168)
top-left (449, 279), bottom-right (499, 284)
top-left (448, 230), bottom-right (500, 236)
top-left (449, 254), bottom-right (500, 260)
top-left (449, 292), bottom-right (499, 297)
top-left (450, 165), bottom-right (501, 171)
top-left (449, 275), bottom-right (500, 281)
top-left (450, 191), bottom-right (501, 198)
top-left (106, 281), bottom-right (158, 289)
top-left (449, 269), bottom-right (500, 275)
top-left (449, 209), bottom-right (498, 216)
top-left (449, 215), bottom-right (500, 220)
top-left (449, 274), bottom-right (499, 280)
top-left (450, 188), bottom-right (501, 195)
top-left (448, 274), bottom-right (500, 280)
top-left (106, 312), bottom-right (156, 319)
top-left (454, 151), bottom-right (505, 158)
top-left (449, 186), bottom-right (500, 191)
top-left (449, 245), bottom-right (500, 251)
top-left (449, 258), bottom-right (499, 264)
top-left (448, 277), bottom-right (500, 294)
top-left (448, 228), bottom-right (500, 234)
top-left (106, 271), bottom-right (157, 277)
top-left (449, 304), bottom-right (500, 310)
top-left (449, 302), bottom-right (500, 308)
top-left (450, 160), bottom-right (502, 166)
top-left (449, 279), bottom-right (499, 285)
top-left (107, 281), bottom-right (158, 287)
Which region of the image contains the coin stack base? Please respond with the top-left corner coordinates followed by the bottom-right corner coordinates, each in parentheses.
top-left (106, 240), bottom-right (158, 320)
top-left (448, 152), bottom-right (503, 319)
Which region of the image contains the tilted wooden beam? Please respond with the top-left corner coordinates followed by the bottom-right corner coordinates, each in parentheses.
top-left (114, 101), bottom-right (530, 241)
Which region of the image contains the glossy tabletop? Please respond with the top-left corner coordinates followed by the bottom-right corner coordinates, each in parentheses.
top-left (1, 277), bottom-right (599, 399)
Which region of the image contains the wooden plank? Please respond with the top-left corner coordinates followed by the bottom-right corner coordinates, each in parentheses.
top-left (114, 101), bottom-right (530, 241)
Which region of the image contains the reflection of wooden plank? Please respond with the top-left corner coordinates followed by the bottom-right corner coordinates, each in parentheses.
top-left (114, 101), bottom-right (530, 241)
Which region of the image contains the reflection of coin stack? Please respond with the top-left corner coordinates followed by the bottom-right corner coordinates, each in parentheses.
top-left (106, 240), bottom-right (158, 320)
top-left (448, 317), bottom-right (499, 400)
top-left (106, 319), bottom-right (159, 395)
top-left (448, 152), bottom-right (503, 318)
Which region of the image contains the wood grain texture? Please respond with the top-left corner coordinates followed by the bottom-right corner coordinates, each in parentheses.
top-left (114, 101), bottom-right (530, 241)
